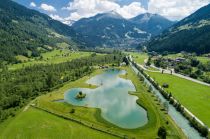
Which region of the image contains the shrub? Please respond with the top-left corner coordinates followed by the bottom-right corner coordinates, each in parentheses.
top-left (200, 126), bottom-right (209, 137)
top-left (70, 109), bottom-right (75, 114)
top-left (162, 83), bottom-right (169, 88)
top-left (158, 126), bottom-right (167, 139)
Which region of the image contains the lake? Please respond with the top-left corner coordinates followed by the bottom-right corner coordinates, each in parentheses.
top-left (64, 69), bottom-right (148, 129)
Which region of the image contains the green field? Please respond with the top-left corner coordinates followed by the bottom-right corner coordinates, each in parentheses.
top-left (0, 107), bottom-right (118, 139)
top-left (146, 72), bottom-right (210, 127)
top-left (0, 66), bottom-right (185, 139)
top-left (125, 52), bottom-right (148, 65)
top-left (9, 50), bottom-right (94, 70)
top-left (197, 56), bottom-right (210, 64)
top-left (163, 53), bottom-right (183, 59)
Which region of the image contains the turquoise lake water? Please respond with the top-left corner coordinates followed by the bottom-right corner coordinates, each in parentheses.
top-left (64, 69), bottom-right (148, 129)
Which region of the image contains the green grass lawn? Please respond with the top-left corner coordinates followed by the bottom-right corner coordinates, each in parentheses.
top-left (0, 107), bottom-right (118, 139)
top-left (8, 50), bottom-right (94, 70)
top-left (0, 67), bottom-right (185, 139)
top-left (163, 53), bottom-right (183, 59)
top-left (125, 52), bottom-right (148, 65)
top-left (197, 56), bottom-right (210, 64)
top-left (146, 72), bottom-right (210, 127)
top-left (147, 66), bottom-right (160, 71)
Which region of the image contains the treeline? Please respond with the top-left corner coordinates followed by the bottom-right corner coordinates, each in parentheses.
top-left (0, 53), bottom-right (123, 122)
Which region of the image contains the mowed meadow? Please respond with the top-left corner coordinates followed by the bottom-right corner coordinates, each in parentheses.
top-left (0, 107), bottom-right (118, 139)
top-left (8, 50), bottom-right (95, 70)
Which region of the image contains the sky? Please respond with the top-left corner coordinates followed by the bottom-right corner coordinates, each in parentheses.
top-left (15, 0), bottom-right (210, 24)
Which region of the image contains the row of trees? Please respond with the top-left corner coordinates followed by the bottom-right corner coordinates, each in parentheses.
top-left (0, 53), bottom-right (124, 122)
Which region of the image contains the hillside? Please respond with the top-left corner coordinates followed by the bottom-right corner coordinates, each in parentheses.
top-left (147, 3), bottom-right (210, 54)
top-left (130, 13), bottom-right (174, 36)
top-left (0, 0), bottom-right (84, 64)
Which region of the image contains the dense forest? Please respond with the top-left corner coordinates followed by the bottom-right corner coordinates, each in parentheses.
top-left (0, 53), bottom-right (124, 122)
top-left (0, 0), bottom-right (87, 64)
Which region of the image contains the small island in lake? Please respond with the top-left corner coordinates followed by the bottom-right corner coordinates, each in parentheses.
top-left (75, 91), bottom-right (86, 99)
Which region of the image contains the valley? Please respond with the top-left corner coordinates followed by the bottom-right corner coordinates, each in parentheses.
top-left (0, 0), bottom-right (210, 139)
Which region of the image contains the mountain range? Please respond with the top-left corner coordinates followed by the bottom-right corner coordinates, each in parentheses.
top-left (1, 0), bottom-right (210, 64)
top-left (72, 12), bottom-right (174, 48)
top-left (147, 3), bottom-right (210, 54)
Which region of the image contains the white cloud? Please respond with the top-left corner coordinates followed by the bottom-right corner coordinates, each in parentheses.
top-left (62, 0), bottom-right (146, 21)
top-left (148, 0), bottom-right (210, 20)
top-left (50, 14), bottom-right (75, 25)
top-left (116, 2), bottom-right (146, 19)
top-left (50, 14), bottom-right (64, 21)
top-left (40, 3), bottom-right (57, 12)
top-left (50, 0), bottom-right (210, 24)
top-left (30, 2), bottom-right (36, 7)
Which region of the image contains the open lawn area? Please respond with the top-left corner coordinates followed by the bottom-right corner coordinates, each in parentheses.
top-left (146, 72), bottom-right (210, 127)
top-left (197, 56), bottom-right (210, 64)
top-left (125, 52), bottom-right (148, 65)
top-left (9, 50), bottom-right (95, 70)
top-left (0, 66), bottom-right (185, 139)
top-left (0, 107), bottom-right (118, 139)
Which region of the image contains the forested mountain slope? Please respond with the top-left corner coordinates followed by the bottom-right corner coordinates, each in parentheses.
top-left (147, 3), bottom-right (210, 54)
top-left (0, 0), bottom-right (84, 64)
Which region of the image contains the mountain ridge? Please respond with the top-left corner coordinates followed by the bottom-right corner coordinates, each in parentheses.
top-left (130, 13), bottom-right (175, 35)
top-left (72, 12), bottom-right (173, 48)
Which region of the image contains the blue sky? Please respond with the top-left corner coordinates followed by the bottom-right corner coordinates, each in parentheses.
top-left (14, 0), bottom-right (210, 24)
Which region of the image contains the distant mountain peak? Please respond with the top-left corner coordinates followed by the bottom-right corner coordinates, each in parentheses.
top-left (130, 13), bottom-right (174, 35)
top-left (95, 11), bottom-right (123, 20)
top-left (131, 13), bottom-right (171, 23)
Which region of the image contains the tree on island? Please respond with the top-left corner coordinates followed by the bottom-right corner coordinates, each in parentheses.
top-left (76, 91), bottom-right (86, 99)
